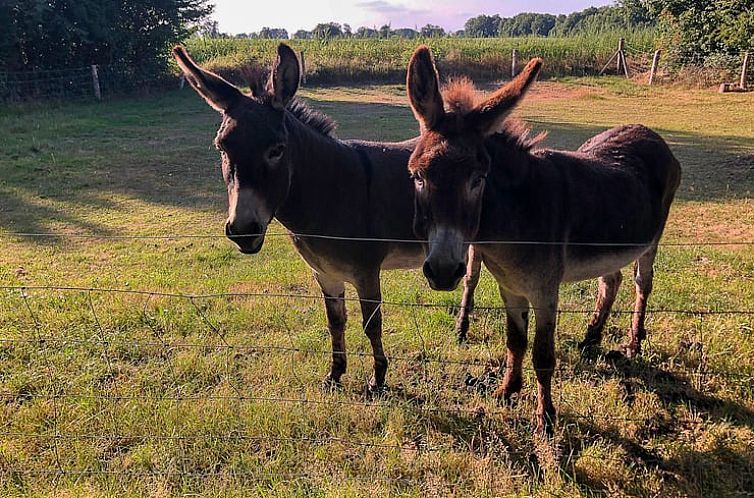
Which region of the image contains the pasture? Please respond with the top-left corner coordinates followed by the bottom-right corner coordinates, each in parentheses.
top-left (1, 77), bottom-right (754, 496)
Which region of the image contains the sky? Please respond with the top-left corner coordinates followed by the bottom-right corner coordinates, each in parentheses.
top-left (212, 0), bottom-right (615, 35)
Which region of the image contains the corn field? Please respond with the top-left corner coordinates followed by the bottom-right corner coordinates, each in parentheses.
top-left (183, 31), bottom-right (659, 84)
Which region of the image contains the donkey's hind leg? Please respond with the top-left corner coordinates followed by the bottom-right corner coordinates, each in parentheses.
top-left (315, 274), bottom-right (348, 389)
top-left (355, 273), bottom-right (388, 393)
top-left (455, 245), bottom-right (482, 343)
top-left (579, 271), bottom-right (623, 350)
top-left (623, 244), bottom-right (658, 358)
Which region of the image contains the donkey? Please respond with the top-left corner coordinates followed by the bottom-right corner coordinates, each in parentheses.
top-left (405, 46), bottom-right (681, 433)
top-left (173, 44), bottom-right (484, 392)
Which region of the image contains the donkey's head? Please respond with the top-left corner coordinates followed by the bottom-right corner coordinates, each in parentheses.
top-left (406, 46), bottom-right (542, 290)
top-left (174, 44), bottom-right (300, 254)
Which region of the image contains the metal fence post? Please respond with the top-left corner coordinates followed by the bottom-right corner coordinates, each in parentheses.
top-left (300, 50), bottom-right (306, 85)
top-left (649, 50), bottom-right (661, 85)
top-left (91, 65), bottom-right (101, 100)
top-left (741, 52), bottom-right (750, 90)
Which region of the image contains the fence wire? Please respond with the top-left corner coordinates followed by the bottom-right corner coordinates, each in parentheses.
top-left (1, 280), bottom-right (753, 485)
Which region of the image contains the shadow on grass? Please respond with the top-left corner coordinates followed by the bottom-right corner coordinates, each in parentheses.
top-left (1, 91), bottom-right (753, 244)
top-left (558, 353), bottom-right (754, 495)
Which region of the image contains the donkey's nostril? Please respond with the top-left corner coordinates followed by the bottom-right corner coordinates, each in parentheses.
top-left (422, 261), bottom-right (435, 281)
top-left (453, 262), bottom-right (466, 281)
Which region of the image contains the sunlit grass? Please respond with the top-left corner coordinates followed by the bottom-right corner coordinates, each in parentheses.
top-left (1, 78), bottom-right (753, 496)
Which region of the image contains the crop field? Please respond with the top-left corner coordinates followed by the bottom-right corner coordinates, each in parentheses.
top-left (186, 31), bottom-right (658, 83)
top-left (1, 76), bottom-right (753, 496)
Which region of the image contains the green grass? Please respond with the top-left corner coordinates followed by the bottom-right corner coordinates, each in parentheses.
top-left (184, 31), bottom-right (658, 84)
top-left (1, 78), bottom-right (754, 496)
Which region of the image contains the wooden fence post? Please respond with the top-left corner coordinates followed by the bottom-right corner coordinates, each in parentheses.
top-left (91, 65), bottom-right (101, 100)
top-left (649, 50), bottom-right (661, 85)
top-left (600, 37), bottom-right (629, 78)
top-left (741, 52), bottom-right (750, 90)
top-left (617, 38), bottom-right (624, 73)
top-left (300, 50), bottom-right (306, 85)
top-left (179, 75), bottom-right (186, 90)
top-left (511, 49), bottom-right (518, 78)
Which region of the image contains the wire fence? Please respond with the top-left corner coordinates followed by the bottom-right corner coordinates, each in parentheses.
top-left (1, 40), bottom-right (750, 103)
top-left (0, 64), bottom-right (179, 103)
top-left (1, 234), bottom-right (753, 490)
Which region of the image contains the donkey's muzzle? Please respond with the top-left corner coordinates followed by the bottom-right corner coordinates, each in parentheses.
top-left (422, 259), bottom-right (466, 291)
top-left (225, 220), bottom-right (265, 254)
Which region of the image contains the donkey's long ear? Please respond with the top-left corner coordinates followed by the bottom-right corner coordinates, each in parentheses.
top-left (173, 45), bottom-right (242, 112)
top-left (470, 58), bottom-right (542, 136)
top-left (269, 44), bottom-right (300, 110)
top-left (407, 46), bottom-right (444, 132)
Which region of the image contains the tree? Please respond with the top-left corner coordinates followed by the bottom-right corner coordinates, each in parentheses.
top-left (312, 22), bottom-right (342, 39)
top-left (392, 28), bottom-right (418, 38)
top-left (420, 24), bottom-right (445, 37)
top-left (292, 29), bottom-right (312, 39)
top-left (198, 19), bottom-right (221, 38)
top-left (643, 0), bottom-right (752, 59)
top-left (379, 24), bottom-right (392, 38)
top-left (342, 23), bottom-right (352, 37)
top-left (464, 14), bottom-right (501, 37)
top-left (0, 0), bottom-right (213, 73)
top-left (258, 27), bottom-right (289, 39)
top-left (355, 26), bottom-right (379, 38)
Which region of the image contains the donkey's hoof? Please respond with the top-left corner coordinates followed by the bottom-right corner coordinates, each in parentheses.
top-left (617, 343), bottom-right (641, 360)
top-left (492, 385), bottom-right (521, 405)
top-left (604, 349), bottom-right (627, 362)
top-left (578, 334), bottom-right (602, 351)
top-left (365, 378), bottom-right (387, 398)
top-left (536, 411), bottom-right (557, 438)
top-left (320, 374), bottom-right (343, 392)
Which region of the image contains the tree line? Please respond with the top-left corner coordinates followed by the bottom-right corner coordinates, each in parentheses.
top-left (1, 0), bottom-right (751, 76)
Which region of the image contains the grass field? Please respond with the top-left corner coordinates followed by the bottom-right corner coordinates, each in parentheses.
top-left (184, 32), bottom-right (658, 84)
top-left (1, 76), bottom-right (754, 496)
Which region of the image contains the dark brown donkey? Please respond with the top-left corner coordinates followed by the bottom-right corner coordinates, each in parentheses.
top-left (173, 44), bottom-right (482, 391)
top-left (405, 46), bottom-right (681, 433)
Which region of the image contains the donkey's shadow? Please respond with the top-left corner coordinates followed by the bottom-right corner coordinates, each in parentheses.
top-left (572, 344), bottom-right (754, 432)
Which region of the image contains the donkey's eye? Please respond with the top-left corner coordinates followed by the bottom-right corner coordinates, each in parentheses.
top-left (266, 144), bottom-right (286, 163)
top-left (413, 175), bottom-right (425, 188)
top-left (471, 174), bottom-right (486, 189)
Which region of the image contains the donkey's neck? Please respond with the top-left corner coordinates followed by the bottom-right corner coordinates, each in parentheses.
top-left (274, 114), bottom-right (361, 234)
top-left (486, 137), bottom-right (533, 188)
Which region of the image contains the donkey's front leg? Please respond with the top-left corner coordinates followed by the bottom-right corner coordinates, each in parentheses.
top-left (454, 245), bottom-right (482, 343)
top-left (493, 289), bottom-right (530, 402)
top-left (531, 292), bottom-right (559, 435)
top-left (355, 273), bottom-right (388, 392)
top-left (315, 274), bottom-right (348, 388)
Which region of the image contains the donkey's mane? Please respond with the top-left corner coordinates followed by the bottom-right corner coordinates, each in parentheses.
top-left (243, 65), bottom-right (337, 138)
top-left (442, 78), bottom-right (545, 152)
top-left (490, 119), bottom-right (547, 153)
top-left (441, 77), bottom-right (482, 114)
top-left (286, 98), bottom-right (338, 138)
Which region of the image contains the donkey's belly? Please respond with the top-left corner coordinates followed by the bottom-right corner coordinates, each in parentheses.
top-left (562, 246), bottom-right (648, 282)
top-left (381, 243), bottom-right (425, 270)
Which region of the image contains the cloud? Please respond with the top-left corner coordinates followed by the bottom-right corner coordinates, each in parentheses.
top-left (355, 0), bottom-right (429, 17)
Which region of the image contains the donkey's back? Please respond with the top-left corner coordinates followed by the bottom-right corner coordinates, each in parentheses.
top-left (577, 124), bottom-right (681, 195)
